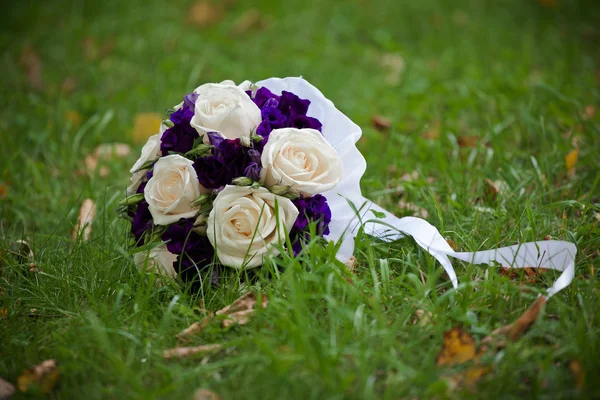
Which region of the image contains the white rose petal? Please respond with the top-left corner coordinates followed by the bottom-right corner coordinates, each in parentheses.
top-left (190, 83), bottom-right (261, 142)
top-left (134, 244), bottom-right (177, 277)
top-left (260, 128), bottom-right (343, 197)
top-left (144, 154), bottom-right (209, 225)
top-left (126, 125), bottom-right (166, 195)
top-left (207, 185), bottom-right (299, 269)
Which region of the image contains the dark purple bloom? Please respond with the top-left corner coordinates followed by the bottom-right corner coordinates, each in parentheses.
top-left (131, 201), bottom-right (152, 243)
top-left (160, 93), bottom-right (199, 156)
top-left (289, 115), bottom-right (322, 132)
top-left (247, 87), bottom-right (280, 108)
top-left (194, 135), bottom-right (257, 189)
top-left (261, 107), bottom-right (286, 129)
top-left (290, 195), bottom-right (332, 255)
top-left (278, 91), bottom-right (310, 118)
top-left (243, 162), bottom-right (261, 181)
top-left (161, 218), bottom-right (217, 289)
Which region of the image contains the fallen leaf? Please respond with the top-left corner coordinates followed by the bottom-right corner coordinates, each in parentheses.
top-left (0, 377), bottom-right (15, 399)
top-left (72, 199), bottom-right (96, 241)
top-left (565, 148), bottom-right (578, 177)
top-left (422, 120), bottom-right (440, 140)
top-left (176, 317), bottom-right (212, 343)
top-left (569, 360), bottom-right (584, 391)
top-left (188, 1), bottom-right (224, 27)
top-left (231, 9), bottom-right (269, 35)
top-left (163, 343), bottom-right (223, 360)
top-left (498, 267), bottom-right (548, 284)
top-left (583, 105), bottom-right (596, 119)
top-left (194, 388), bottom-right (223, 400)
top-left (0, 309), bottom-right (7, 318)
top-left (344, 256), bottom-right (357, 273)
top-left (20, 45), bottom-right (43, 90)
top-left (483, 178), bottom-right (506, 202)
top-left (222, 309), bottom-right (256, 328)
top-left (371, 115), bottom-right (391, 132)
top-left (457, 135), bottom-right (478, 148)
top-left (132, 113), bottom-right (162, 143)
top-left (537, 0), bottom-right (558, 6)
top-left (436, 327), bottom-right (476, 366)
top-left (481, 296), bottom-right (546, 348)
top-left (9, 239), bottom-right (34, 265)
top-left (65, 111), bottom-right (82, 127)
top-left (17, 359), bottom-right (59, 394)
top-left (397, 200), bottom-right (429, 219)
top-left (379, 53), bottom-right (405, 85)
top-left (61, 76), bottom-right (77, 95)
top-left (0, 182), bottom-right (8, 199)
top-left (84, 143), bottom-right (132, 177)
top-left (413, 309), bottom-right (433, 326)
top-left (446, 239), bottom-right (457, 250)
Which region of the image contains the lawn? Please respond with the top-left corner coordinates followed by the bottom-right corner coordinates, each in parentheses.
top-left (1, 0), bottom-right (599, 398)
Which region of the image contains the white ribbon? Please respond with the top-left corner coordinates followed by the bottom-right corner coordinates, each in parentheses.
top-left (257, 77), bottom-right (577, 298)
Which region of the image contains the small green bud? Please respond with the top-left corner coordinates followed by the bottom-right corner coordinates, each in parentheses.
top-left (251, 134), bottom-right (264, 143)
top-left (119, 193), bottom-right (145, 206)
top-left (269, 185), bottom-right (300, 200)
top-left (239, 135), bottom-right (252, 147)
top-left (163, 119), bottom-right (174, 128)
top-left (232, 176), bottom-right (253, 186)
top-left (185, 144), bottom-right (214, 159)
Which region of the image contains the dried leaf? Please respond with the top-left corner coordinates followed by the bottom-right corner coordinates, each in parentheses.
top-left (132, 113), bottom-right (162, 143)
top-left (163, 344), bottom-right (223, 360)
top-left (222, 309), bottom-right (256, 328)
top-left (20, 45), bottom-right (43, 90)
top-left (17, 359), bottom-right (59, 394)
top-left (483, 178), bottom-right (500, 202)
top-left (569, 360), bottom-right (584, 391)
top-left (61, 77), bottom-right (77, 95)
top-left (379, 53), bottom-right (405, 85)
top-left (436, 327), bottom-right (476, 366)
top-left (371, 115), bottom-right (391, 132)
top-left (231, 9), bottom-right (268, 35)
top-left (413, 309), bottom-right (432, 326)
top-left (446, 239), bottom-right (457, 250)
top-left (176, 317), bottom-right (212, 343)
top-left (498, 267), bottom-right (548, 284)
top-left (65, 111), bottom-right (82, 127)
top-left (193, 388), bottom-right (223, 400)
top-left (583, 105), bottom-right (596, 119)
top-left (84, 143), bottom-right (132, 177)
top-left (0, 377), bottom-right (15, 399)
top-left (397, 201), bottom-right (429, 219)
top-left (457, 135), bottom-right (478, 148)
top-left (0, 309), bottom-right (7, 318)
top-left (422, 121), bottom-right (440, 140)
top-left (565, 148), bottom-right (578, 174)
top-left (188, 1), bottom-right (224, 27)
top-left (0, 182), bottom-right (8, 199)
top-left (481, 296), bottom-right (546, 348)
top-left (537, 0), bottom-right (558, 6)
top-left (72, 199), bottom-right (96, 241)
top-left (344, 256), bottom-right (357, 273)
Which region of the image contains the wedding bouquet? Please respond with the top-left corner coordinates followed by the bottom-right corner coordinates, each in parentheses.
top-left (121, 77), bottom-right (577, 297)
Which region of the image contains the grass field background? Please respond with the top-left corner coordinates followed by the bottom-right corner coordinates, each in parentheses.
top-left (1, 0), bottom-right (599, 398)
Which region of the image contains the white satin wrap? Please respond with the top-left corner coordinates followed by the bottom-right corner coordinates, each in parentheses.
top-left (257, 77), bottom-right (577, 298)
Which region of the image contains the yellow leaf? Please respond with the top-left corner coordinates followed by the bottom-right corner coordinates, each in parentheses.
top-left (65, 110), bottom-right (82, 127)
top-left (17, 359), bottom-right (59, 394)
top-left (0, 308), bottom-right (7, 317)
top-left (194, 388), bottom-right (222, 400)
top-left (565, 148), bottom-right (578, 170)
top-left (188, 1), bottom-right (224, 27)
top-left (132, 113), bottom-right (162, 143)
top-left (436, 327), bottom-right (476, 366)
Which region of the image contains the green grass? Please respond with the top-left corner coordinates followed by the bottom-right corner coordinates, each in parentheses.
top-left (1, 0), bottom-right (600, 398)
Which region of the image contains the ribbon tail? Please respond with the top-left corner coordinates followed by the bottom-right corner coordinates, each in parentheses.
top-left (360, 197), bottom-right (577, 297)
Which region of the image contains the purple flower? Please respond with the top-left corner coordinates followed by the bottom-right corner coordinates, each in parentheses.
top-left (193, 134), bottom-right (257, 189)
top-left (278, 91), bottom-right (310, 118)
top-left (243, 162), bottom-right (261, 181)
top-left (291, 195), bottom-right (332, 255)
top-left (160, 93), bottom-right (199, 156)
top-left (289, 115), bottom-right (322, 132)
top-left (247, 87), bottom-right (280, 108)
top-left (261, 107), bottom-right (286, 129)
top-left (131, 201), bottom-right (152, 244)
top-left (161, 218), bottom-right (216, 289)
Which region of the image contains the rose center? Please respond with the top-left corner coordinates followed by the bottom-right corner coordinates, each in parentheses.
top-left (232, 218), bottom-right (251, 236)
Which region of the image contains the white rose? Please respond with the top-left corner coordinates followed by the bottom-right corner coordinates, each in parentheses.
top-left (207, 185), bottom-right (299, 269)
top-left (127, 125), bottom-right (166, 195)
top-left (134, 244), bottom-right (177, 277)
top-left (144, 154), bottom-right (209, 225)
top-left (260, 128), bottom-right (344, 197)
top-left (190, 83), bottom-right (261, 142)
